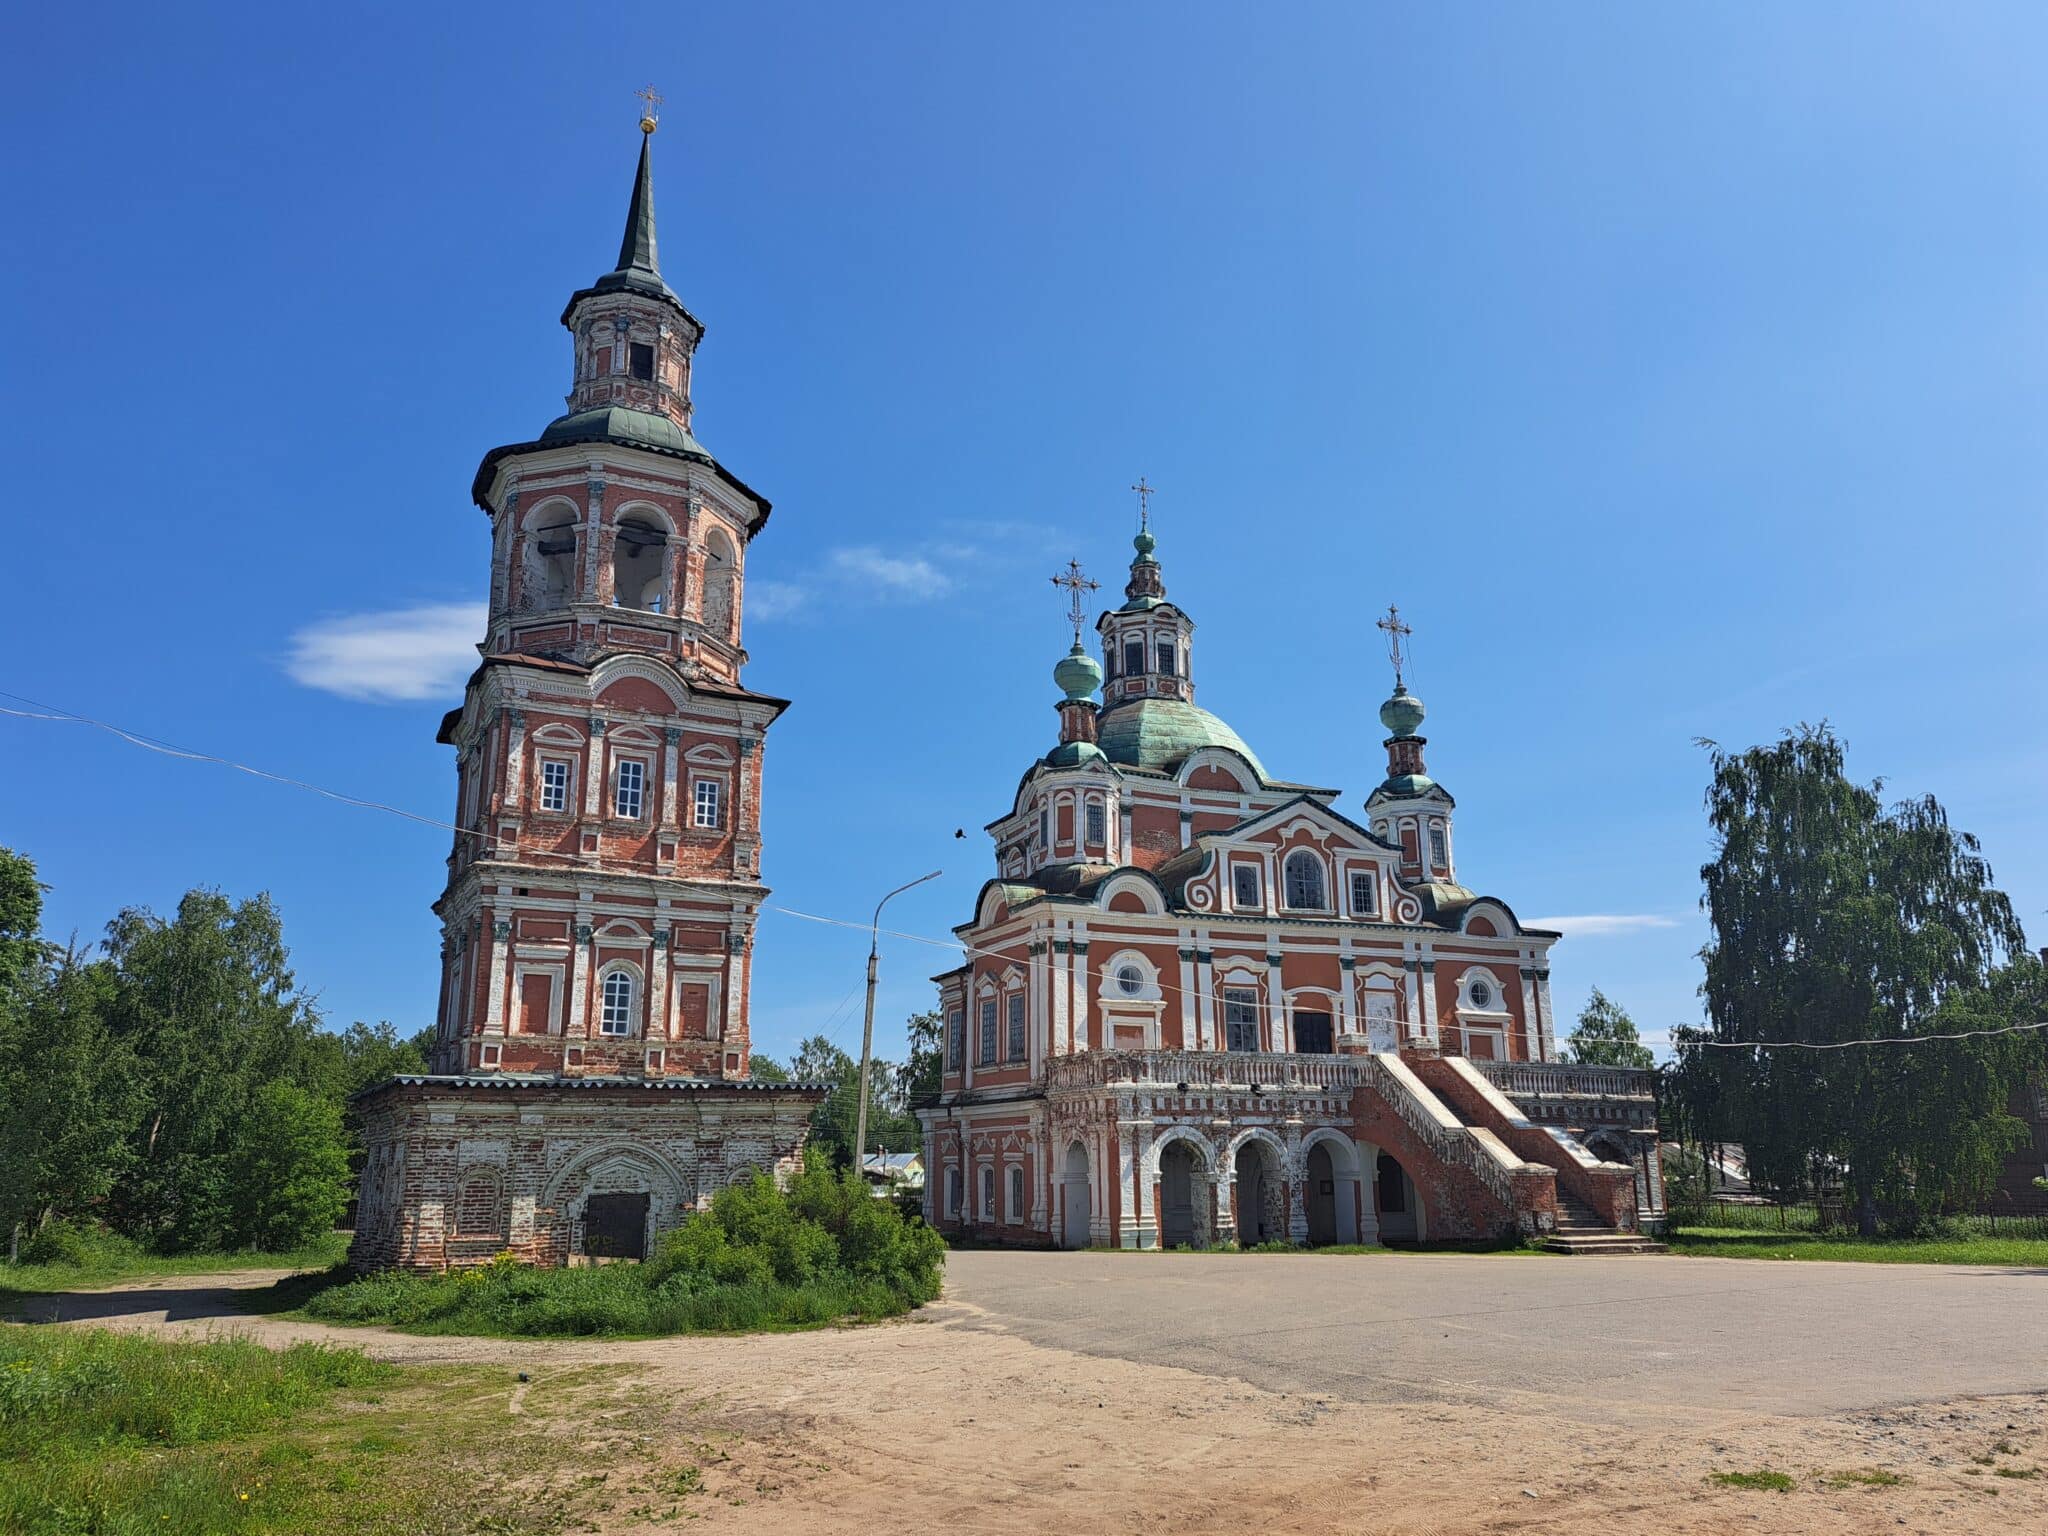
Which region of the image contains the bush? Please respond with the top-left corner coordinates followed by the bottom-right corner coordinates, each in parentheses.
top-left (303, 1163), bottom-right (945, 1337)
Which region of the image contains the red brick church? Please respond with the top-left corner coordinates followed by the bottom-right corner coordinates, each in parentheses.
top-left (917, 510), bottom-right (1666, 1250)
top-left (351, 112), bottom-right (821, 1270)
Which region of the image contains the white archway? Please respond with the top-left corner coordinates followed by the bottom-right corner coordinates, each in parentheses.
top-left (1060, 1138), bottom-right (1091, 1249)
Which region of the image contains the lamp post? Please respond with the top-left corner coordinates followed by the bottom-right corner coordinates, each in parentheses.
top-left (854, 870), bottom-right (943, 1173)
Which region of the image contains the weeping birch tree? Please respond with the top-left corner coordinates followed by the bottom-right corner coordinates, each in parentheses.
top-left (1676, 725), bottom-right (2041, 1235)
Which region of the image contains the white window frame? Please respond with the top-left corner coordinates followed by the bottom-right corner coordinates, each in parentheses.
top-left (1084, 798), bottom-right (1105, 845)
top-left (946, 1008), bottom-right (964, 1068)
top-left (598, 968), bottom-right (637, 1036)
top-left (1006, 1164), bottom-right (1025, 1225)
top-left (1282, 849), bottom-right (1329, 911)
top-left (979, 997), bottom-right (999, 1065)
top-left (692, 776), bottom-right (724, 830)
top-left (1349, 869), bottom-right (1377, 916)
top-left (1428, 824), bottom-right (1448, 869)
top-left (1223, 986), bottom-right (1262, 1053)
top-left (538, 757), bottom-right (572, 814)
top-left (1231, 862), bottom-right (1262, 910)
top-left (614, 757), bottom-right (647, 820)
top-left (1006, 992), bottom-right (1026, 1061)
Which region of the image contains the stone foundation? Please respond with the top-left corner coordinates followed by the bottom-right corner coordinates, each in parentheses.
top-left (349, 1075), bottom-right (824, 1272)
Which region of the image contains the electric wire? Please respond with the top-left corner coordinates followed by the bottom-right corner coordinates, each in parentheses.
top-left (7, 688), bottom-right (2044, 1052)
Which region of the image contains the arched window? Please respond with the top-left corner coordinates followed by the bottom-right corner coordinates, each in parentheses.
top-left (703, 526), bottom-right (738, 640)
top-left (1007, 1165), bottom-right (1025, 1223)
top-left (599, 969), bottom-right (637, 1036)
top-left (1282, 850), bottom-right (1328, 910)
top-left (521, 509), bottom-right (578, 610)
top-left (979, 1165), bottom-right (995, 1220)
top-left (612, 513), bottom-right (668, 612)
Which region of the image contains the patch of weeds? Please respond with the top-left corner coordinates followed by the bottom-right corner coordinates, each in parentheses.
top-left (1823, 1468), bottom-right (1907, 1488)
top-left (1708, 1469), bottom-right (1795, 1492)
top-left (1992, 1439), bottom-right (2021, 1456)
top-left (671, 1464), bottom-right (703, 1495)
top-left (1993, 1465), bottom-right (2040, 1480)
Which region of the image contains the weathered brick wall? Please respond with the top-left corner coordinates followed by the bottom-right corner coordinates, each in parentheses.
top-left (348, 1079), bottom-right (822, 1272)
top-left (1348, 1086), bottom-right (1540, 1241)
top-left (1416, 1058), bottom-right (1636, 1230)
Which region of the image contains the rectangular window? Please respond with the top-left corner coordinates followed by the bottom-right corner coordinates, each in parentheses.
top-left (1429, 826), bottom-right (1448, 868)
top-left (1007, 1165), bottom-right (1025, 1223)
top-left (693, 778), bottom-right (723, 829)
top-left (629, 341), bottom-right (655, 380)
top-left (1007, 993), bottom-right (1026, 1060)
top-left (1156, 641), bottom-right (1176, 677)
top-left (945, 1167), bottom-right (960, 1217)
top-left (1350, 870), bottom-right (1377, 915)
top-left (1224, 987), bottom-right (1261, 1053)
top-left (1039, 806), bottom-right (1049, 848)
top-left (1123, 639), bottom-right (1145, 676)
top-left (1232, 864), bottom-right (1260, 909)
top-left (946, 1009), bottom-right (964, 1067)
top-left (980, 1166), bottom-right (995, 1220)
top-left (1084, 800), bottom-right (1105, 845)
top-left (614, 759), bottom-right (645, 819)
top-left (600, 970), bottom-right (634, 1035)
top-left (979, 999), bottom-right (998, 1064)
top-left (538, 758), bottom-right (570, 813)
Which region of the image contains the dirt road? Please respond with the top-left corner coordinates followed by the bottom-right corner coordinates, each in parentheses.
top-left (14, 1250), bottom-right (2048, 1534)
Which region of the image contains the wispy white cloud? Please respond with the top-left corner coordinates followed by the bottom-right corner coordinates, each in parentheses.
top-left (1527, 914), bottom-right (1683, 939)
top-left (826, 545), bottom-right (954, 600)
top-left (745, 580), bottom-right (812, 622)
top-left (285, 603), bottom-right (485, 703)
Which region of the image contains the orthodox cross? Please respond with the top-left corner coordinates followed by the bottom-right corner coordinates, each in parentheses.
top-left (1130, 476), bottom-right (1155, 533)
top-left (1376, 604), bottom-right (1413, 688)
top-left (1050, 560), bottom-right (1100, 645)
top-left (635, 83), bottom-right (664, 132)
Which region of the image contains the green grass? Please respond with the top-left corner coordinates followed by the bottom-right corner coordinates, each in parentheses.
top-left (1668, 1227), bottom-right (2048, 1266)
top-left (275, 1162), bottom-right (947, 1338)
top-left (0, 1231), bottom-right (350, 1305)
top-left (285, 1257), bottom-right (930, 1337)
top-left (0, 1325), bottom-right (727, 1535)
top-left (1707, 1469), bottom-right (1796, 1492)
top-left (1822, 1468), bottom-right (1908, 1488)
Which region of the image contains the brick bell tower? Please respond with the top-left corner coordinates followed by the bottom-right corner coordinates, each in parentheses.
top-left (429, 106), bottom-right (787, 1083)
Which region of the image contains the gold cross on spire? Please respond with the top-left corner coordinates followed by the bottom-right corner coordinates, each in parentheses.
top-left (1050, 559), bottom-right (1101, 645)
top-left (635, 83), bottom-right (664, 133)
top-left (1376, 604), bottom-right (1414, 688)
top-left (1130, 476), bottom-right (1155, 532)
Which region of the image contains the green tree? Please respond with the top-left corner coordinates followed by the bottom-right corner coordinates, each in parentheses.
top-left (1565, 987), bottom-right (1654, 1069)
top-left (0, 845), bottom-right (48, 996)
top-left (894, 1009), bottom-right (942, 1104)
top-left (100, 889), bottom-right (329, 1250)
top-left (219, 1080), bottom-right (351, 1250)
top-left (1677, 725), bottom-right (2036, 1235)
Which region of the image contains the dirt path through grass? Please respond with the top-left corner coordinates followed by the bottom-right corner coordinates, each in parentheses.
top-left (10, 1268), bottom-right (2048, 1534)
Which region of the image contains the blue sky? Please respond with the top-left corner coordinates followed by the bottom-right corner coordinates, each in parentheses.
top-left (4, 4), bottom-right (2045, 1066)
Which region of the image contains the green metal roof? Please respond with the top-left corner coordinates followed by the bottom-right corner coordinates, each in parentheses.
top-left (537, 405), bottom-right (711, 458)
top-left (1095, 697), bottom-right (1266, 778)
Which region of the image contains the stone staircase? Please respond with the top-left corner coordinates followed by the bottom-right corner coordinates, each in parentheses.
top-left (1540, 1192), bottom-right (1668, 1255)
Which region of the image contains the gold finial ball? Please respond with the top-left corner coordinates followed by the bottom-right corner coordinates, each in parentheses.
top-left (640, 115), bottom-right (658, 134)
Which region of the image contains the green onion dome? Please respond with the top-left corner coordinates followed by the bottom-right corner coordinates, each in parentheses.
top-left (1379, 683), bottom-right (1426, 738)
top-left (1054, 641), bottom-right (1104, 702)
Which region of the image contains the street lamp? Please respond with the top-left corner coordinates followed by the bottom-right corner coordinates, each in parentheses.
top-left (853, 870), bottom-right (943, 1172)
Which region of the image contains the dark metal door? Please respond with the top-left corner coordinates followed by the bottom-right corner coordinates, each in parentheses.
top-left (1294, 1010), bottom-right (1334, 1054)
top-left (583, 1192), bottom-right (649, 1259)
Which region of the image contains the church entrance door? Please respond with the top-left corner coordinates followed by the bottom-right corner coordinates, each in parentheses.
top-left (1159, 1140), bottom-right (1202, 1247)
top-left (1234, 1141), bottom-right (1282, 1246)
top-left (584, 1192), bottom-right (650, 1259)
top-left (1061, 1140), bottom-right (1091, 1248)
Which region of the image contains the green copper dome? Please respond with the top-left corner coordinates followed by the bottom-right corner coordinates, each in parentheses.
top-left (1045, 740), bottom-right (1106, 768)
top-left (1133, 528), bottom-right (1157, 558)
top-left (538, 405), bottom-right (712, 460)
top-left (1053, 642), bottom-right (1103, 702)
top-left (1379, 684), bottom-right (1426, 738)
top-left (1097, 698), bottom-right (1266, 779)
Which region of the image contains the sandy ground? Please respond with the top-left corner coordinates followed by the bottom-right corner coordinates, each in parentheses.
top-left (14, 1257), bottom-right (2048, 1535)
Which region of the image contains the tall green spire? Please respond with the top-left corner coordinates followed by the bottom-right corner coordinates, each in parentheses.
top-left (614, 128), bottom-right (661, 280)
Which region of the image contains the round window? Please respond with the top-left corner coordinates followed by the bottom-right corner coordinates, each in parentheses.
top-left (1469, 980), bottom-right (1493, 1009)
top-left (1116, 963), bottom-right (1145, 996)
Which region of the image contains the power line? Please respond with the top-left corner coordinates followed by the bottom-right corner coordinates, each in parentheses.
top-left (10, 687), bottom-right (2043, 1054)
